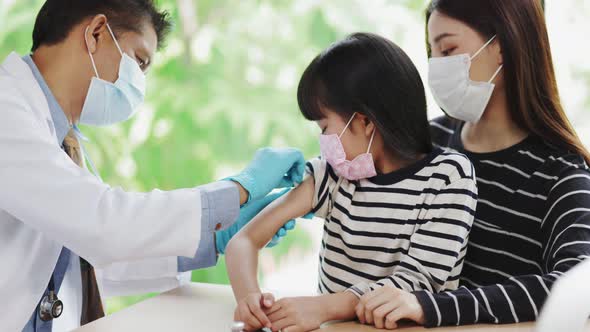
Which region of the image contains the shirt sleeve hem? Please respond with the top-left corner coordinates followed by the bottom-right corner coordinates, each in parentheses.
top-left (413, 290), bottom-right (441, 328)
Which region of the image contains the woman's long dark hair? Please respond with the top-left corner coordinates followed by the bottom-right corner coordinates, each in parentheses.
top-left (297, 32), bottom-right (432, 161)
top-left (426, 0), bottom-right (590, 164)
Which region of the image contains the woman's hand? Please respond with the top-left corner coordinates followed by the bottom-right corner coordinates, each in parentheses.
top-left (266, 296), bottom-right (328, 332)
top-left (355, 286), bottom-right (425, 330)
top-left (234, 292), bottom-right (275, 331)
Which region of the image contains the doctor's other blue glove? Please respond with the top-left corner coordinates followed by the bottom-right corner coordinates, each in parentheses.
top-left (215, 189), bottom-right (313, 254)
top-left (268, 211), bottom-right (313, 247)
top-left (227, 147), bottom-right (306, 203)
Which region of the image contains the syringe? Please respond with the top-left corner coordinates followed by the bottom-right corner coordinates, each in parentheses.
top-left (231, 321), bottom-right (245, 332)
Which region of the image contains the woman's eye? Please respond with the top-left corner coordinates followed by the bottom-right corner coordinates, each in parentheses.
top-left (442, 47), bottom-right (457, 56)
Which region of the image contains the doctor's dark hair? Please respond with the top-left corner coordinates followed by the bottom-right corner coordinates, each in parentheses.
top-left (31, 0), bottom-right (172, 52)
top-left (298, 32), bottom-right (433, 160)
top-left (426, 0), bottom-right (590, 164)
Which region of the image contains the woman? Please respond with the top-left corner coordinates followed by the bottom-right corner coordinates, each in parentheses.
top-left (353, 0), bottom-right (590, 329)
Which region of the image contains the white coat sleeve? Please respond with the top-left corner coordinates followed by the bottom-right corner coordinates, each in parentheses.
top-left (0, 86), bottom-right (240, 268)
top-left (96, 257), bottom-right (191, 297)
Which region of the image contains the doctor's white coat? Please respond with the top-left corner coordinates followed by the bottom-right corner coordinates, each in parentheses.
top-left (0, 53), bottom-right (237, 331)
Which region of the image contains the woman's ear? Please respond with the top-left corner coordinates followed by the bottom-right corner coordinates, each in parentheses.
top-left (493, 38), bottom-right (503, 66)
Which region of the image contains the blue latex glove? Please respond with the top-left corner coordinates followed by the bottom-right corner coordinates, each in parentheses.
top-left (268, 211), bottom-right (313, 247)
top-left (215, 189), bottom-right (314, 254)
top-left (226, 148), bottom-right (306, 203)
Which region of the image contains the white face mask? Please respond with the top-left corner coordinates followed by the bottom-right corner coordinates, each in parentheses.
top-left (428, 35), bottom-right (503, 123)
top-left (80, 24), bottom-right (146, 127)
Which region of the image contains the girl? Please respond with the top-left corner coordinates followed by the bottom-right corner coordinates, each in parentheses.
top-left (355, 0), bottom-right (590, 329)
top-left (225, 32), bottom-right (478, 332)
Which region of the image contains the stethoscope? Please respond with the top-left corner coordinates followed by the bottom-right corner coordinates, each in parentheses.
top-left (37, 127), bottom-right (93, 323)
top-left (39, 276), bottom-right (64, 321)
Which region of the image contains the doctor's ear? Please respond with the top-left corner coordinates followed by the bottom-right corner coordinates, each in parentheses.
top-left (84, 15), bottom-right (109, 54)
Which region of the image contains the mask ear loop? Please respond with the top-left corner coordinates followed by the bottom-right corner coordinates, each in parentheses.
top-left (105, 24), bottom-right (124, 57)
top-left (470, 35), bottom-right (497, 61)
top-left (469, 34), bottom-right (503, 84)
top-left (488, 65), bottom-right (503, 83)
top-left (339, 112), bottom-right (357, 138)
top-left (366, 129), bottom-right (376, 154)
top-left (85, 27), bottom-right (100, 79)
top-left (328, 112), bottom-right (354, 216)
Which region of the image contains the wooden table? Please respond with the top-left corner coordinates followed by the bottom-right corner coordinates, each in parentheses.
top-left (72, 283), bottom-right (569, 331)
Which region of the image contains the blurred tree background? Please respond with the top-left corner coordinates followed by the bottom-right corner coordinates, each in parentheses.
top-left (1, 0), bottom-right (588, 314)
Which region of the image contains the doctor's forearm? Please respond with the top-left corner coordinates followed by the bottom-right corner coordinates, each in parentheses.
top-left (177, 233), bottom-right (218, 271)
top-left (177, 181), bottom-right (242, 272)
top-left (229, 180), bottom-right (250, 205)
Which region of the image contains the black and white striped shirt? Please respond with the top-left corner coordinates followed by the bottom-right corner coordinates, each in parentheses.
top-left (305, 148), bottom-right (478, 297)
top-left (414, 116), bottom-right (590, 327)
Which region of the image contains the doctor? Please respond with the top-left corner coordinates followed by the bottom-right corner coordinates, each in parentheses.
top-left (0, 1), bottom-right (304, 331)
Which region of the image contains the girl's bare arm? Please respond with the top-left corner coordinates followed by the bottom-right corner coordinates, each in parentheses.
top-left (226, 176), bottom-right (315, 301)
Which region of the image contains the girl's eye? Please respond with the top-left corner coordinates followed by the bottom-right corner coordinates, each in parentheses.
top-left (442, 47), bottom-right (457, 56)
top-left (321, 127), bottom-right (327, 134)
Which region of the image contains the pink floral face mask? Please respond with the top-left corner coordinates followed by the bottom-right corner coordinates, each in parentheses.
top-left (319, 113), bottom-right (377, 181)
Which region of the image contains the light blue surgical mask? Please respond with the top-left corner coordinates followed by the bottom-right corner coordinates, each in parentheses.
top-left (80, 24), bottom-right (146, 127)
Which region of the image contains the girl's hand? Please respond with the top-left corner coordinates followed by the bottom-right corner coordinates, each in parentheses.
top-left (266, 296), bottom-right (327, 332)
top-left (234, 292), bottom-right (275, 331)
top-left (355, 286), bottom-right (425, 330)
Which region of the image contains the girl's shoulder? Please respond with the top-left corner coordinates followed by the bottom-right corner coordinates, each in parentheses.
top-left (305, 156), bottom-right (339, 185)
top-left (428, 148), bottom-right (476, 184)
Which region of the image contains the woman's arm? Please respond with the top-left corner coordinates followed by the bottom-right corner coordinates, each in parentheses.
top-left (225, 176), bottom-right (315, 330)
top-left (413, 169), bottom-right (590, 327)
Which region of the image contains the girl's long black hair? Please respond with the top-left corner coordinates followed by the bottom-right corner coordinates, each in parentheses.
top-left (297, 32), bottom-right (432, 160)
